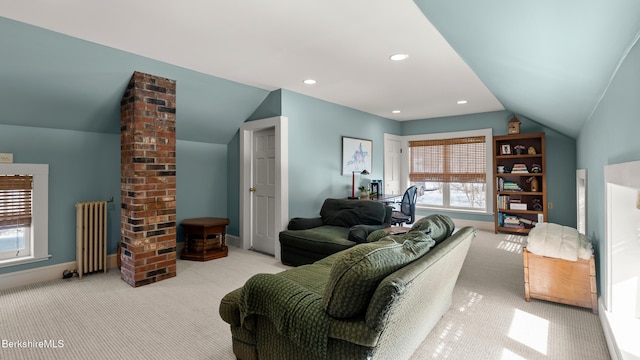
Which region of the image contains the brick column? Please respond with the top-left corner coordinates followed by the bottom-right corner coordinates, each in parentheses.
top-left (119, 71), bottom-right (177, 287)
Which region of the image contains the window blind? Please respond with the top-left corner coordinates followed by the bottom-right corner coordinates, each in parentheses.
top-left (409, 136), bottom-right (486, 183)
top-left (0, 175), bottom-right (33, 229)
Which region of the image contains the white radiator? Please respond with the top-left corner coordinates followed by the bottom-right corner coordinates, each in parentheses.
top-left (75, 201), bottom-right (107, 279)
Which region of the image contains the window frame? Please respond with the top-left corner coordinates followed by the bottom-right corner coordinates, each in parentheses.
top-left (403, 129), bottom-right (493, 214)
top-left (0, 164), bottom-right (49, 268)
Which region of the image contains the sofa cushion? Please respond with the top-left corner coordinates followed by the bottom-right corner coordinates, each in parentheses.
top-left (320, 198), bottom-right (387, 227)
top-left (365, 228), bottom-right (391, 243)
top-left (280, 225), bottom-right (354, 252)
top-left (347, 224), bottom-right (387, 243)
top-left (409, 214), bottom-right (455, 244)
top-left (287, 216), bottom-right (324, 230)
top-left (322, 233), bottom-right (436, 318)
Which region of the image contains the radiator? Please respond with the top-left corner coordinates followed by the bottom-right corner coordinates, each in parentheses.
top-left (75, 201), bottom-right (108, 279)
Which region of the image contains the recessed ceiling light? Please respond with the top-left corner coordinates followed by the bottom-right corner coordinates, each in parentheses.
top-left (389, 54), bottom-right (409, 61)
top-left (303, 79), bottom-right (317, 85)
top-left (457, 100), bottom-right (468, 105)
top-left (392, 110), bottom-right (401, 114)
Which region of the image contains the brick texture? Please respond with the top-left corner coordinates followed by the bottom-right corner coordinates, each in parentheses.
top-left (120, 71), bottom-right (177, 287)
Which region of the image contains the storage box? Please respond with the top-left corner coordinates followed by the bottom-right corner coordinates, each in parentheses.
top-left (510, 203), bottom-right (527, 210)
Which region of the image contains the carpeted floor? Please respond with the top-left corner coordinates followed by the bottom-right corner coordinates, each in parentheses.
top-left (410, 231), bottom-right (609, 360)
top-left (0, 230), bottom-right (610, 360)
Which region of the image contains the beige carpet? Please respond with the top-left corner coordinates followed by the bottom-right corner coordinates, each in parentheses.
top-left (0, 230), bottom-right (610, 360)
top-left (411, 231), bottom-right (609, 360)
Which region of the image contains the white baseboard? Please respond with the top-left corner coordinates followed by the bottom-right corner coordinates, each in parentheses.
top-left (0, 254), bottom-right (123, 291)
top-left (598, 299), bottom-right (624, 360)
top-left (0, 260), bottom-right (77, 291)
top-left (226, 234), bottom-right (241, 248)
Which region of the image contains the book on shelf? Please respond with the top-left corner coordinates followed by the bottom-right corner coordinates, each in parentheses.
top-left (511, 163), bottom-right (529, 173)
top-left (503, 181), bottom-right (522, 191)
top-left (503, 215), bottom-right (520, 225)
top-left (498, 213), bottom-right (536, 228)
top-left (497, 195), bottom-right (510, 209)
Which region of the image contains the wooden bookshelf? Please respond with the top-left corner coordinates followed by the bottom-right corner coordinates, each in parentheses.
top-left (493, 132), bottom-right (547, 234)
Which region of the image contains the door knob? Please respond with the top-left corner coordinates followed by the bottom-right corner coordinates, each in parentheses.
top-left (249, 187), bottom-right (257, 192)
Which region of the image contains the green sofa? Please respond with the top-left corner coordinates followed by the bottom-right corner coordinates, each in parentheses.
top-left (219, 215), bottom-right (476, 360)
top-left (279, 198), bottom-right (393, 266)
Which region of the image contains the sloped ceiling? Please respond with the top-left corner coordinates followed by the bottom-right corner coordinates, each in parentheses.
top-left (415, 0), bottom-right (640, 137)
top-left (1, 0), bottom-right (639, 140)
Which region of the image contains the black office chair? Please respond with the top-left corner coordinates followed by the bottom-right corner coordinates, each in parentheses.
top-left (391, 186), bottom-right (417, 226)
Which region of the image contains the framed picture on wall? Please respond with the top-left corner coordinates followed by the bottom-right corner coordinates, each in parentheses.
top-left (342, 136), bottom-right (372, 175)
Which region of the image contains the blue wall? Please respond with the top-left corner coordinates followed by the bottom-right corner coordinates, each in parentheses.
top-left (0, 125), bottom-right (119, 274)
top-left (577, 37), bottom-right (640, 292)
top-left (0, 124), bottom-right (229, 275)
top-left (0, 15), bottom-right (596, 280)
top-left (226, 89), bottom-right (402, 231)
top-left (227, 95), bottom-right (578, 237)
top-left (281, 90), bottom-right (401, 218)
top-left (0, 17), bottom-right (269, 275)
top-left (401, 111), bottom-right (577, 227)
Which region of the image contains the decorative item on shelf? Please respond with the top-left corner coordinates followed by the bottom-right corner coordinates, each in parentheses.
top-left (358, 186), bottom-right (369, 200)
top-left (497, 165), bottom-right (505, 173)
top-left (370, 179), bottom-right (382, 196)
top-left (500, 144), bottom-right (511, 155)
top-left (528, 146), bottom-right (537, 154)
top-left (531, 164), bottom-right (542, 173)
top-left (513, 144), bottom-right (526, 154)
top-left (531, 199), bottom-right (543, 211)
top-left (519, 218), bottom-right (537, 226)
top-left (526, 176), bottom-right (539, 192)
top-left (348, 169), bottom-right (369, 199)
top-left (508, 117), bottom-right (521, 134)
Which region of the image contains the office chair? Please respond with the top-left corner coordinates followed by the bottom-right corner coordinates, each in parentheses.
top-left (391, 185), bottom-right (417, 226)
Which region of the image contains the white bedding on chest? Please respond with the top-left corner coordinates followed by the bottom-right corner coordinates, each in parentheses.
top-left (526, 222), bottom-right (593, 261)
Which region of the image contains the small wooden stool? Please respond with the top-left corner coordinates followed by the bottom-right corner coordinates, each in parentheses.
top-left (180, 217), bottom-right (230, 261)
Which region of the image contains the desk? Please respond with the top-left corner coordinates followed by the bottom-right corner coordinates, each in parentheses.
top-left (181, 217), bottom-right (229, 261)
top-left (374, 193), bottom-right (402, 206)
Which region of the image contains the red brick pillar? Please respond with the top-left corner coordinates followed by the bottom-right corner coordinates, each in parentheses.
top-left (119, 71), bottom-right (177, 287)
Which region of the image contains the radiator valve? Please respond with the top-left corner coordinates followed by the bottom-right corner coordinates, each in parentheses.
top-left (62, 269), bottom-right (78, 279)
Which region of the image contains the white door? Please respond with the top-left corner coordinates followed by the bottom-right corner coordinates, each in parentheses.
top-left (251, 128), bottom-right (276, 255)
top-left (384, 136), bottom-right (402, 195)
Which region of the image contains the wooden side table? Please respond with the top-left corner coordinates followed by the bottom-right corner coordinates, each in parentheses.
top-left (180, 217), bottom-right (230, 261)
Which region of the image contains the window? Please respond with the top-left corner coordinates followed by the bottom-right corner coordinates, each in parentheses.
top-left (407, 130), bottom-right (491, 212)
top-left (0, 164), bottom-right (49, 268)
top-left (0, 175), bottom-right (32, 260)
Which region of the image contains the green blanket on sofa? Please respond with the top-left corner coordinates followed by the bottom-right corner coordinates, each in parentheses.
top-left (239, 272), bottom-right (331, 357)
top-left (238, 224), bottom-right (442, 357)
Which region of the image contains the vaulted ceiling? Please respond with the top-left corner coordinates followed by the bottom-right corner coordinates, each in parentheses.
top-left (2, 0), bottom-right (639, 138)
